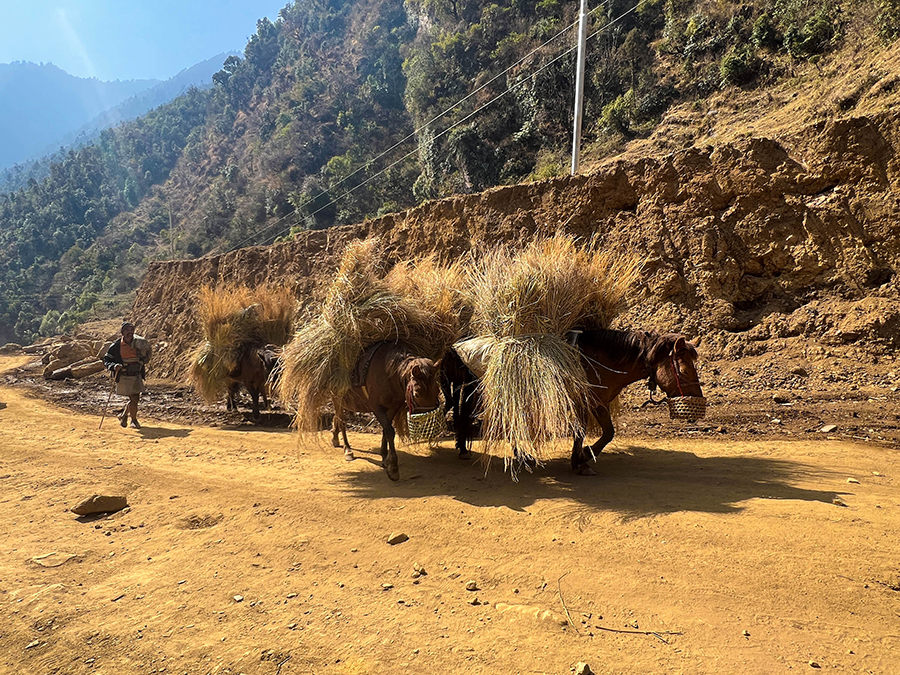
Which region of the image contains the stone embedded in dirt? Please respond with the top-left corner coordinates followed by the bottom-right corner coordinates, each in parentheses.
top-left (382, 583), bottom-right (394, 590)
top-left (412, 562), bottom-right (427, 578)
top-left (791, 366), bottom-right (809, 377)
top-left (819, 424), bottom-right (838, 433)
top-left (742, 630), bottom-right (751, 637)
top-left (832, 497), bottom-right (848, 507)
top-left (772, 393), bottom-right (791, 404)
top-left (469, 597), bottom-right (481, 606)
top-left (574, 663), bottom-right (594, 675)
top-left (31, 552), bottom-right (78, 568)
top-left (809, 661), bottom-right (821, 668)
top-left (465, 580), bottom-right (478, 591)
top-left (847, 477), bottom-right (860, 484)
top-left (71, 495), bottom-right (128, 516)
top-left (387, 532), bottom-right (409, 545)
top-left (233, 595), bottom-right (244, 602)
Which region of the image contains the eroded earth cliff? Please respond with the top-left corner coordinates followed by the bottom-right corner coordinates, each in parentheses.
top-left (132, 111), bottom-right (900, 381)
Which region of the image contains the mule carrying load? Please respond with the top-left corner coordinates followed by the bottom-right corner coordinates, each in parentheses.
top-left (450, 233), bottom-right (705, 479)
top-left (187, 284), bottom-right (295, 419)
top-left (276, 238), bottom-right (465, 481)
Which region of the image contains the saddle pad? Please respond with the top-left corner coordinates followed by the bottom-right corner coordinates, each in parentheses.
top-left (350, 341), bottom-right (385, 388)
top-left (452, 337), bottom-right (495, 379)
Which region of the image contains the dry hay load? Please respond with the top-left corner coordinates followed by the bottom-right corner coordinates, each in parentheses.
top-left (188, 284), bottom-right (296, 403)
top-left (277, 238), bottom-right (464, 435)
top-left (384, 254), bottom-right (472, 357)
top-left (467, 233), bottom-right (642, 474)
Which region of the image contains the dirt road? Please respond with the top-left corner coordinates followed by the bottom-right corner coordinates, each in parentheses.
top-left (1, 355), bottom-right (899, 675)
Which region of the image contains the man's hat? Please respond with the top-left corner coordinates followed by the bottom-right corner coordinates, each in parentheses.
top-left (121, 321), bottom-right (135, 331)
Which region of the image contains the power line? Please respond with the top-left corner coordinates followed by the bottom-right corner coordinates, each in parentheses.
top-left (257, 0), bottom-right (648, 247)
top-left (216, 2), bottom-right (616, 255)
top-left (216, 0), bottom-right (649, 256)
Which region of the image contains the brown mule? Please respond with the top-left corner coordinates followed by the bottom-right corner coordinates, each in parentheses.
top-left (332, 341), bottom-right (441, 481)
top-left (571, 330), bottom-right (703, 475)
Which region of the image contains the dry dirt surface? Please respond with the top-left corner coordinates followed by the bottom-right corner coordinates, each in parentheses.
top-left (2, 352), bottom-right (900, 675)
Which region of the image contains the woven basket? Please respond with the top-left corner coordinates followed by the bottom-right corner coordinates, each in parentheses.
top-left (407, 405), bottom-right (446, 442)
top-left (667, 396), bottom-right (707, 421)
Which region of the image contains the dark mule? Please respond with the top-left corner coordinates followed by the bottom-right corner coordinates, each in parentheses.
top-left (571, 330), bottom-right (702, 475)
top-left (332, 341), bottom-right (442, 481)
top-left (445, 330), bottom-right (702, 475)
top-left (439, 348), bottom-right (479, 460)
top-left (226, 345), bottom-right (280, 419)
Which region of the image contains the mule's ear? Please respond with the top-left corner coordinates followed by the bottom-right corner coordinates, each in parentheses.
top-left (673, 336), bottom-right (687, 354)
top-left (433, 358), bottom-right (442, 370)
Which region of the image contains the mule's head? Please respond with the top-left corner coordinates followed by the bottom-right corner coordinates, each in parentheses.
top-left (403, 358), bottom-right (442, 413)
top-left (646, 334), bottom-right (703, 399)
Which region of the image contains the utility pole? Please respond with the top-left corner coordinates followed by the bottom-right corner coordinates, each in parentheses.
top-left (571, 0), bottom-right (589, 175)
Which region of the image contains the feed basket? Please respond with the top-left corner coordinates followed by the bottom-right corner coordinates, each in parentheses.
top-left (407, 404), bottom-right (446, 442)
top-left (667, 396), bottom-right (707, 421)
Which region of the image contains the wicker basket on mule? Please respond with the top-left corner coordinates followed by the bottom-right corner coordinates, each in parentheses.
top-left (407, 404), bottom-right (446, 442)
top-left (666, 396), bottom-right (707, 421)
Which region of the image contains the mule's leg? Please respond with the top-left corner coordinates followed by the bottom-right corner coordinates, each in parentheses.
top-left (373, 406), bottom-right (399, 481)
top-left (586, 407), bottom-right (615, 457)
top-left (572, 407), bottom-right (613, 475)
top-left (570, 434), bottom-right (595, 476)
top-left (455, 382), bottom-right (474, 460)
top-left (249, 387), bottom-right (261, 420)
top-left (332, 406), bottom-right (353, 459)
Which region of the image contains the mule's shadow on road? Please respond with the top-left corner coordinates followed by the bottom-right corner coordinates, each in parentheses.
top-left (340, 442), bottom-right (842, 519)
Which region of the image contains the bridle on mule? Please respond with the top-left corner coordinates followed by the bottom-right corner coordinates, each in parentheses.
top-left (645, 351), bottom-right (702, 404)
top-left (406, 378), bottom-right (439, 414)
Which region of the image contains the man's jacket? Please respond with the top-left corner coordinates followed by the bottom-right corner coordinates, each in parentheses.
top-left (104, 336), bottom-right (152, 379)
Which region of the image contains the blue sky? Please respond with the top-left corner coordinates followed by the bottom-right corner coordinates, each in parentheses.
top-left (0, 0), bottom-right (289, 82)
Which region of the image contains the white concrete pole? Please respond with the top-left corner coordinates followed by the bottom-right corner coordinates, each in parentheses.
top-left (571, 0), bottom-right (589, 175)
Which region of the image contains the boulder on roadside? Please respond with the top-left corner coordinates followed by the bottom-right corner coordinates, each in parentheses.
top-left (71, 495), bottom-right (128, 516)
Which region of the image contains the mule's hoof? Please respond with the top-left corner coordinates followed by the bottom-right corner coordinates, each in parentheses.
top-left (577, 465), bottom-right (597, 476)
top-left (332, 438), bottom-right (342, 449)
top-left (382, 461), bottom-right (400, 482)
top-left (458, 449), bottom-right (472, 460)
top-left (344, 450), bottom-right (355, 461)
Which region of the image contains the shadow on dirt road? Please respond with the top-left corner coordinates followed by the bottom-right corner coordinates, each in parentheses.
top-left (339, 443), bottom-right (842, 520)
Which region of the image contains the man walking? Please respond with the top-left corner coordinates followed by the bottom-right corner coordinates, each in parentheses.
top-left (103, 321), bottom-right (152, 428)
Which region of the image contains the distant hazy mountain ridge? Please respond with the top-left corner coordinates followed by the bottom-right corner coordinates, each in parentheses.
top-left (0, 62), bottom-right (158, 170)
top-left (49, 53), bottom-right (237, 154)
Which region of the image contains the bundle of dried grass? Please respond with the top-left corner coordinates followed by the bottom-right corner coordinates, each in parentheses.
top-left (188, 284), bottom-right (296, 403)
top-left (468, 233), bottom-right (642, 472)
top-left (384, 254), bottom-right (472, 357)
top-left (277, 238), bottom-right (452, 433)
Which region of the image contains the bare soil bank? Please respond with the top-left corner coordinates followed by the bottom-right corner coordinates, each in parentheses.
top-left (130, 112), bottom-right (900, 384)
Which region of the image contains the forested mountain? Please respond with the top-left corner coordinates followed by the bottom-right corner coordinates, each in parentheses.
top-left (0, 63), bottom-right (158, 170)
top-left (1, 0), bottom-right (899, 345)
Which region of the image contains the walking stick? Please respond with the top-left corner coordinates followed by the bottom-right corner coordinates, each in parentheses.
top-left (99, 371), bottom-right (117, 429)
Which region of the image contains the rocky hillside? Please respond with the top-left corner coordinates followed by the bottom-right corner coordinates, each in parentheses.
top-left (132, 109), bottom-right (900, 379)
